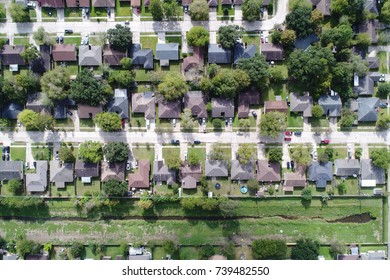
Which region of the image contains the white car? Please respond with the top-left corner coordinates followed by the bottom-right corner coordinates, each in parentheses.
top-left (184, 152), bottom-right (188, 161)
top-left (126, 160), bottom-right (131, 171)
top-left (311, 151), bottom-right (317, 161)
top-left (27, 2), bottom-right (36, 7)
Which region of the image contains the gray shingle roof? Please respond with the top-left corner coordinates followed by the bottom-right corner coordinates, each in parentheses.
top-left (107, 89), bottom-right (129, 119)
top-left (205, 160), bottom-right (228, 177)
top-left (208, 44), bottom-right (232, 64)
top-left (318, 94), bottom-right (342, 117)
top-left (289, 92), bottom-right (313, 117)
top-left (208, 0), bottom-right (218, 6)
top-left (233, 43), bottom-right (257, 65)
top-left (26, 161), bottom-right (48, 193)
top-left (261, 43), bottom-right (284, 61)
top-left (211, 98), bottom-right (234, 118)
top-left (26, 92), bottom-right (51, 114)
top-left (156, 43), bottom-right (179, 61)
top-left (131, 44), bottom-right (154, 69)
top-left (1, 45), bottom-right (26, 65)
top-left (79, 45), bottom-right (102, 66)
top-left (360, 159), bottom-right (385, 185)
top-left (153, 160), bottom-right (176, 185)
top-left (50, 161), bottom-right (74, 189)
top-left (294, 34), bottom-right (320, 51)
top-left (231, 160), bottom-right (254, 180)
top-left (2, 103), bottom-right (22, 119)
top-left (357, 97), bottom-right (379, 122)
top-left (354, 74), bottom-right (374, 96)
top-left (180, 162), bottom-right (202, 189)
top-left (335, 159), bottom-right (360, 177)
top-left (366, 57), bottom-right (379, 69)
top-left (308, 161), bottom-right (333, 188)
top-left (0, 161), bottom-right (23, 180)
top-left (158, 100), bottom-right (181, 119)
top-left (101, 161), bottom-right (125, 182)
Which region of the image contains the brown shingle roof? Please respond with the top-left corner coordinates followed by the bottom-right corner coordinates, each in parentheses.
top-left (1, 45), bottom-right (25, 65)
top-left (128, 160), bottom-right (150, 189)
top-left (180, 162), bottom-right (202, 189)
top-left (184, 91), bottom-right (207, 118)
top-left (101, 162), bottom-right (125, 182)
top-left (103, 45), bottom-right (127, 66)
top-left (77, 105), bottom-right (103, 119)
top-left (75, 161), bottom-right (99, 177)
top-left (264, 101), bottom-right (288, 113)
top-left (41, 0), bottom-right (65, 7)
top-left (182, 47), bottom-right (204, 72)
top-left (283, 167), bottom-right (306, 191)
top-left (92, 0), bottom-right (115, 7)
top-left (256, 160), bottom-right (281, 182)
top-left (261, 43), bottom-right (284, 61)
top-left (211, 98), bottom-right (234, 118)
top-left (131, 92), bottom-right (155, 119)
top-left (158, 100), bottom-right (181, 119)
top-left (131, 0), bottom-right (141, 7)
top-left (65, 0), bottom-right (90, 7)
top-left (52, 44), bottom-right (76, 62)
top-left (238, 89), bottom-right (260, 118)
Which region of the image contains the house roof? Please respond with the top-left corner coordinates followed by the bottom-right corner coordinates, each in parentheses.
top-left (238, 89), bottom-right (260, 118)
top-left (290, 92), bottom-right (313, 117)
top-left (131, 44), bottom-right (154, 69)
top-left (260, 43), bottom-right (284, 61)
top-left (256, 160), bottom-right (281, 182)
top-left (0, 161), bottom-right (23, 181)
top-left (26, 161), bottom-right (48, 193)
top-left (294, 34), bottom-right (320, 50)
top-left (144, 0), bottom-right (150, 6)
top-left (40, 0), bottom-right (65, 7)
top-left (211, 98), bottom-right (234, 118)
top-left (182, 47), bottom-right (204, 72)
top-left (79, 45), bottom-right (102, 66)
top-left (54, 98), bottom-right (76, 119)
top-left (26, 92), bottom-right (50, 114)
top-left (361, 250), bottom-right (386, 260)
top-left (158, 100), bottom-right (181, 119)
top-left (182, 0), bottom-right (192, 5)
top-left (2, 103), bottom-right (23, 119)
top-left (208, 0), bottom-right (218, 6)
top-left (284, 167), bottom-right (306, 191)
top-left (357, 97), bottom-right (380, 122)
top-left (180, 162), bottom-right (202, 189)
top-left (128, 160), bottom-right (150, 189)
top-left (308, 161), bottom-right (333, 188)
top-left (264, 101), bottom-right (288, 113)
top-left (366, 57), bottom-right (379, 69)
top-left (131, 0), bottom-right (141, 7)
top-left (156, 43), bottom-right (179, 61)
top-left (354, 74), bottom-right (374, 96)
top-left (335, 159), bottom-right (360, 177)
top-left (101, 161), bottom-right (125, 182)
top-left (107, 89), bottom-right (129, 119)
top-left (75, 160), bottom-right (99, 177)
top-left (92, 0), bottom-right (115, 7)
top-left (231, 160), bottom-right (255, 180)
top-left (205, 160), bottom-right (228, 177)
top-left (39, 45), bottom-right (51, 72)
top-left (52, 44), bottom-right (76, 62)
top-left (318, 94), bottom-right (342, 117)
top-left (262, 0), bottom-right (270, 5)
top-left (153, 160), bottom-right (176, 185)
top-left (310, 0), bottom-right (330, 16)
top-left (132, 92), bottom-right (155, 119)
top-left (358, 20), bottom-right (378, 44)
top-left (77, 105), bottom-right (103, 119)
top-left (103, 45), bottom-right (127, 66)
top-left (65, 0), bottom-right (90, 7)
top-left (233, 43), bottom-right (257, 65)
top-left (50, 161), bottom-right (74, 189)
top-left (1, 45), bottom-right (25, 65)
top-left (222, 0), bottom-right (232, 4)
top-left (365, 0), bottom-right (379, 15)
top-left (360, 159), bottom-right (385, 185)
top-left (208, 44), bottom-right (232, 64)
top-left (184, 91), bottom-right (207, 118)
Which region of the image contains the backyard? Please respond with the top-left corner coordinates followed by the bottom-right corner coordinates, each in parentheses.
top-left (76, 178), bottom-right (101, 196)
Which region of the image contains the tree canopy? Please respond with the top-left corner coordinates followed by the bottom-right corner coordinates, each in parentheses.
top-left (291, 238), bottom-right (320, 260)
top-left (108, 70), bottom-right (135, 88)
top-left (377, 83), bottom-right (390, 98)
top-left (311, 104), bottom-right (324, 118)
top-left (290, 145), bottom-right (311, 166)
top-left (149, 0), bottom-right (164, 21)
top-left (78, 141), bottom-right (103, 163)
top-left (189, 0), bottom-right (209, 21)
top-left (59, 146), bottom-right (75, 163)
top-left (237, 53), bottom-right (269, 87)
top-left (21, 45), bottom-right (40, 64)
top-left (331, 0), bottom-right (364, 23)
top-left (94, 112), bottom-right (122, 132)
top-left (217, 25), bottom-right (243, 49)
top-left (103, 180), bottom-right (128, 197)
top-left (370, 148), bottom-right (390, 170)
top-left (236, 144), bottom-right (256, 164)
top-left (321, 23), bottom-right (353, 50)
top-left (252, 239), bottom-right (287, 260)
top-left (209, 144), bottom-right (230, 162)
top-left (180, 108), bottom-right (197, 130)
top-left (107, 24), bottom-right (132, 51)
top-left (165, 152), bottom-right (182, 170)
top-left (158, 73), bottom-right (188, 101)
top-left (204, 69), bottom-right (250, 98)
top-left (9, 3), bottom-right (30, 22)
top-left (381, 0), bottom-right (390, 24)
top-left (33, 27), bottom-right (53, 45)
top-left (268, 148), bottom-right (283, 162)
top-left (14, 71), bottom-right (39, 98)
top-left (187, 26), bottom-right (209, 47)
top-left (286, 6), bottom-right (314, 38)
top-left (242, 0), bottom-right (263, 22)
top-left (7, 179), bottom-right (24, 196)
top-left (40, 67), bottom-right (70, 101)
top-left (18, 110), bottom-right (53, 131)
top-left (259, 112), bottom-right (287, 138)
top-left (103, 142), bottom-right (129, 162)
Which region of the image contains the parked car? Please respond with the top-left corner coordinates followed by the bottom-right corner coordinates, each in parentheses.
top-left (1, 154), bottom-right (4, 161)
top-left (85, 8), bottom-right (89, 16)
top-left (261, 37), bottom-right (264, 43)
top-left (27, 1), bottom-right (36, 8)
top-left (287, 161), bottom-right (290, 170)
top-left (171, 139), bottom-right (180, 145)
top-left (184, 6), bottom-right (189, 13)
top-left (126, 160), bottom-right (131, 171)
top-left (6, 154), bottom-right (9, 161)
top-left (1, 146), bottom-right (5, 154)
top-left (321, 139), bottom-right (330, 144)
top-left (251, 111), bottom-right (257, 118)
top-left (379, 102), bottom-right (387, 108)
top-left (134, 160), bottom-right (138, 168)
top-left (5, 146), bottom-right (10, 154)
top-left (284, 137), bottom-right (292, 141)
top-left (5, 38), bottom-right (9, 45)
top-left (56, 36), bottom-right (59, 43)
top-left (202, 118), bottom-right (206, 126)
top-left (379, 74), bottom-right (386, 82)
top-left (67, 110), bottom-right (73, 116)
top-left (59, 36), bottom-right (64, 44)
top-left (184, 152), bottom-right (188, 161)
top-left (107, 8), bottom-right (111, 17)
top-left (137, 7), bottom-right (140, 14)
top-left (64, 29), bottom-right (73, 34)
top-left (194, 140), bottom-right (201, 145)
top-left (285, 131), bottom-right (292, 136)
top-left (55, 151), bottom-right (59, 160)
top-left (265, 37), bottom-right (269, 43)
top-left (124, 20), bottom-right (130, 25)
top-left (290, 160), bottom-right (295, 170)
top-left (25, 162), bottom-right (30, 170)
top-left (311, 151), bottom-right (318, 161)
top-left (294, 131), bottom-right (302, 136)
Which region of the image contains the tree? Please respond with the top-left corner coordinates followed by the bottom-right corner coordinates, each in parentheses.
top-left (271, 30), bottom-right (282, 45)
top-left (69, 242), bottom-right (85, 259)
top-left (103, 142), bottom-right (129, 162)
top-left (350, 54), bottom-right (368, 77)
top-left (107, 24), bottom-right (132, 51)
top-left (69, 69), bottom-right (112, 106)
top-left (370, 148), bottom-right (390, 170)
top-left (217, 25), bottom-right (243, 49)
top-left (269, 67), bottom-right (286, 84)
top-left (252, 239), bottom-right (287, 260)
top-left (14, 71), bottom-right (39, 96)
top-left (318, 152), bottom-right (329, 163)
top-left (189, 0), bottom-right (209, 21)
top-left (162, 240), bottom-right (177, 255)
top-left (16, 238), bottom-right (40, 259)
top-left (149, 0), bottom-right (164, 21)
top-left (290, 145), bottom-right (311, 166)
top-left (187, 26), bottom-right (209, 47)
top-left (221, 241), bottom-right (235, 260)
top-left (233, 69), bottom-right (251, 92)
top-left (21, 45), bottom-right (40, 64)
top-left (329, 241), bottom-right (346, 259)
top-left (78, 141), bottom-right (103, 163)
top-left (108, 70), bottom-right (135, 88)
top-left (286, 6), bottom-right (313, 38)
top-left (338, 181), bottom-right (347, 194)
top-left (137, 196), bottom-right (154, 210)
top-left (33, 27), bottom-right (53, 45)
top-left (311, 9), bottom-right (324, 33)
top-left (163, 0), bottom-right (181, 20)
top-left (0, 4), bottom-right (5, 20)
top-left (242, 0), bottom-right (263, 22)
top-left (103, 180), bottom-right (128, 197)
top-left (218, 197), bottom-right (238, 217)
top-left (331, 0), bottom-right (364, 23)
top-left (120, 57), bottom-right (132, 70)
top-left (238, 118), bottom-right (250, 132)
top-left (377, 83), bottom-right (390, 98)
top-left (94, 112), bottom-right (122, 132)
top-left (209, 69), bottom-right (242, 98)
top-left (209, 144), bottom-right (229, 161)
top-left (212, 118), bottom-right (223, 129)
top-left (355, 147), bottom-right (363, 159)
top-left (0, 236), bottom-right (6, 249)
top-left (7, 179), bottom-right (23, 196)
top-left (340, 108), bottom-right (355, 128)
top-left (236, 144), bottom-right (256, 164)
top-left (158, 73), bottom-right (188, 101)
top-left (180, 108), bottom-right (197, 131)
top-left (376, 111), bottom-right (390, 129)
top-left (268, 148), bottom-right (283, 162)
top-left (247, 178), bottom-right (259, 194)
top-left (301, 188), bottom-right (312, 201)
top-left (321, 24), bottom-right (353, 50)
top-left (9, 3), bottom-right (30, 22)
top-left (291, 238), bottom-right (320, 260)
top-left (381, 0), bottom-right (390, 24)
top-left (40, 67), bottom-right (70, 100)
top-left (237, 54), bottom-right (269, 87)
top-left (198, 244), bottom-right (215, 260)
top-left (280, 29), bottom-right (297, 49)
top-left (311, 105), bottom-right (324, 118)
top-left (355, 33), bottom-right (371, 50)
top-left (18, 110), bottom-right (53, 131)
top-left (188, 151), bottom-right (201, 166)
top-left (259, 111), bottom-right (287, 138)
top-left (165, 152), bottom-right (181, 170)
top-left (59, 146), bottom-right (75, 163)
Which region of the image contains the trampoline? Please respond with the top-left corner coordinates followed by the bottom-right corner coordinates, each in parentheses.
top-left (240, 186), bottom-right (248, 194)
top-left (215, 183), bottom-right (221, 190)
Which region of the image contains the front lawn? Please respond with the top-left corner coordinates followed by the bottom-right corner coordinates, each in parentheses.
top-left (134, 69), bottom-right (152, 82)
top-left (188, 147), bottom-right (206, 164)
top-left (311, 117), bottom-right (330, 127)
top-left (132, 145), bottom-right (155, 162)
top-left (90, 7), bottom-right (107, 17)
top-left (64, 36), bottom-right (81, 45)
top-left (159, 61), bottom-right (181, 73)
top-left (165, 36), bottom-right (181, 45)
top-left (64, 7), bottom-right (82, 17)
top-left (317, 147), bottom-right (347, 160)
top-left (129, 113), bottom-right (146, 129)
top-left (42, 7), bottom-right (57, 18)
top-left (162, 147), bottom-right (180, 160)
top-left (242, 35), bottom-right (260, 52)
top-left (32, 145), bottom-right (52, 161)
top-left (80, 119), bottom-right (94, 127)
top-left (76, 178), bottom-right (101, 196)
top-left (116, 0), bottom-right (132, 16)
top-left (54, 62), bottom-right (79, 76)
top-left (140, 36), bottom-right (158, 55)
top-left (13, 37), bottom-right (30, 45)
top-left (55, 118), bottom-right (74, 129)
top-left (377, 51), bottom-right (387, 74)
top-left (11, 146), bottom-right (26, 161)
top-left (288, 112), bottom-right (303, 128)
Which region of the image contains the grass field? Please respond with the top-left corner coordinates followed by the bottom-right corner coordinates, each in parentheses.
top-left (13, 37), bottom-right (29, 45)
top-left (50, 183), bottom-right (76, 197)
top-left (32, 146), bottom-right (51, 161)
top-left (288, 112), bottom-right (303, 128)
top-left (140, 36), bottom-right (158, 55)
top-left (55, 118), bottom-right (74, 129)
top-left (242, 35), bottom-right (260, 52)
top-left (311, 117), bottom-right (330, 127)
top-left (115, 0), bottom-right (132, 16)
top-left (63, 36), bottom-right (81, 45)
top-left (76, 178), bottom-right (101, 196)
top-left (10, 146), bottom-right (26, 161)
top-left (162, 147), bottom-right (180, 160)
top-left (132, 146), bottom-right (155, 162)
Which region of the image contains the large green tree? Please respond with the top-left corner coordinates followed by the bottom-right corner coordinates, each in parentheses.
top-left (286, 6), bottom-right (313, 38)
top-left (377, 83), bottom-right (390, 98)
top-left (259, 112), bottom-right (287, 138)
top-left (331, 62), bottom-right (353, 100)
top-left (311, 105), bottom-right (324, 118)
top-left (21, 45), bottom-right (40, 64)
top-left (217, 25), bottom-right (243, 49)
top-left (158, 73), bottom-right (188, 101)
top-left (14, 71), bottom-right (39, 97)
top-left (187, 26), bottom-right (209, 47)
top-left (165, 152), bottom-right (182, 170)
top-left (68, 242), bottom-right (85, 259)
top-left (209, 144), bottom-right (230, 162)
top-left (7, 179), bottom-right (24, 196)
top-left (59, 146), bottom-right (75, 163)
top-left (149, 0), bottom-right (164, 21)
top-left (290, 145), bottom-right (311, 166)
top-left (242, 0), bottom-right (263, 22)
top-left (107, 24), bottom-right (132, 51)
top-left (370, 148), bottom-right (390, 170)
top-left (236, 144), bottom-right (256, 164)
top-left (16, 238), bottom-right (40, 259)
top-left (18, 110), bottom-right (53, 131)
top-left (163, 0), bottom-right (181, 20)
top-left (108, 70), bottom-right (135, 88)
top-left (237, 53), bottom-right (269, 87)
top-left (268, 148), bottom-right (283, 162)
top-left (40, 67), bottom-right (70, 100)
top-left (180, 108), bottom-right (197, 130)
top-left (9, 3), bottom-right (30, 22)
top-left (291, 238), bottom-right (320, 260)
top-left (103, 180), bottom-right (128, 197)
top-left (94, 112), bottom-right (122, 132)
top-left (331, 0), bottom-right (364, 23)
top-left (252, 239), bottom-right (287, 260)
top-left (207, 69), bottom-right (250, 98)
top-left (321, 24), bottom-right (353, 50)
top-left (78, 141), bottom-right (103, 163)
top-left (33, 27), bottom-right (53, 45)
top-left (381, 0), bottom-right (390, 24)
top-left (189, 0), bottom-right (209, 21)
top-left (103, 142), bottom-right (129, 162)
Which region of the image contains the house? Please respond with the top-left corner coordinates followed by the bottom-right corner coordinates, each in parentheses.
top-left (208, 44), bottom-right (232, 64)
top-left (130, 44), bottom-right (154, 69)
top-left (2, 103), bottom-right (23, 119)
top-left (182, 47), bottom-right (204, 79)
top-left (39, 45), bottom-right (51, 72)
top-left (354, 74), bottom-right (375, 96)
top-left (75, 161), bottom-right (99, 182)
top-left (360, 159), bottom-right (385, 187)
top-left (237, 89), bottom-right (260, 118)
top-left (211, 98), bottom-right (234, 118)
top-left (358, 20), bottom-right (378, 44)
top-left (289, 92), bottom-right (313, 117)
top-left (2, 254), bottom-right (19, 260)
top-left (132, 92), bottom-right (155, 119)
top-left (77, 104), bottom-right (103, 119)
top-left (153, 160), bottom-right (176, 185)
top-left (205, 160), bottom-right (228, 177)
top-left (365, 0), bottom-right (379, 15)
top-left (144, 0), bottom-right (150, 6)
top-left (128, 247), bottom-right (152, 260)
top-left (106, 89), bottom-right (129, 119)
top-left (39, 0), bottom-right (65, 8)
top-left (101, 162), bottom-right (125, 182)
top-left (222, 0), bottom-right (232, 4)
top-left (356, 97), bottom-right (380, 122)
top-left (309, 0), bottom-right (331, 16)
top-left (335, 159), bottom-right (360, 177)
top-left (260, 43), bottom-right (284, 61)
top-left (156, 43), bottom-right (179, 66)
top-left (131, 0), bottom-right (141, 7)
top-left (366, 57), bottom-right (379, 69)
top-left (294, 34), bottom-right (320, 51)
top-left (128, 160), bottom-right (150, 189)
top-left (158, 100), bottom-right (181, 119)
top-left (182, 0), bottom-right (192, 6)
top-left (360, 250), bottom-right (386, 260)
top-left (103, 45), bottom-right (127, 66)
top-left (0, 161), bottom-right (24, 181)
top-left (1, 45), bottom-right (25, 65)
top-left (233, 43), bottom-right (257, 65)
top-left (256, 160), bottom-right (281, 182)
top-left (26, 161), bottom-right (48, 193)
top-left (49, 161), bottom-right (74, 189)
top-left (26, 92), bottom-right (51, 114)
top-left (209, 255), bottom-right (228, 260)
top-left (262, 0), bottom-right (270, 5)
top-left (208, 0), bottom-right (218, 7)
top-left (231, 160), bottom-right (254, 181)
top-left (53, 98), bottom-right (76, 119)
top-left (92, 0), bottom-right (115, 7)
top-left (184, 91), bottom-right (207, 119)
top-left (180, 162), bottom-right (202, 189)
top-left (52, 44), bottom-right (77, 62)
top-left (283, 168), bottom-right (306, 192)
top-left (308, 161), bottom-right (333, 188)
top-left (79, 45), bottom-right (102, 66)
top-left (65, 0), bottom-right (90, 7)
top-left (264, 101), bottom-right (288, 113)
top-left (318, 94), bottom-right (342, 117)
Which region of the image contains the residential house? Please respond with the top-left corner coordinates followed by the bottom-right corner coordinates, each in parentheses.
top-left (256, 160), bottom-right (281, 182)
top-left (211, 98), bottom-right (234, 118)
top-left (131, 0), bottom-right (141, 7)
top-left (130, 44), bottom-right (154, 70)
top-left (221, 0), bottom-right (232, 4)
top-left (308, 0), bottom-right (331, 16)
top-left (205, 160), bottom-right (228, 178)
top-left (1, 45), bottom-right (26, 66)
top-left (132, 92), bottom-right (155, 119)
top-left (354, 97), bottom-right (380, 122)
top-left (156, 43), bottom-right (179, 66)
top-left (92, 0), bottom-right (115, 7)
top-left (182, 47), bottom-right (204, 80)
top-left (65, 0), bottom-right (90, 7)
top-left (360, 250), bottom-right (386, 260)
top-left (49, 161), bottom-right (74, 189)
top-left (128, 160), bottom-right (150, 189)
top-left (153, 160), bottom-right (176, 185)
top-left (39, 0), bottom-right (65, 8)
top-left (365, 0), bottom-right (379, 15)
top-left (101, 162), bottom-right (125, 182)
top-left (294, 34), bottom-right (320, 51)
top-left (26, 92), bottom-right (51, 114)
top-left (318, 94), bottom-right (342, 117)
top-left (26, 161), bottom-right (48, 193)
top-left (335, 159), bottom-right (360, 177)
top-left (289, 92), bottom-right (313, 118)
top-left (184, 91), bottom-right (207, 119)
top-left (106, 88), bottom-right (129, 119)
top-left (25, 254), bottom-right (49, 260)
top-left (231, 160), bottom-right (254, 181)
top-left (2, 254), bottom-right (19, 260)
top-left (53, 98), bottom-right (76, 119)
top-left (52, 44), bottom-right (77, 62)
top-left (354, 74), bottom-right (375, 96)
top-left (77, 104), bottom-right (103, 119)
top-left (260, 43), bottom-right (284, 61)
top-left (358, 20), bottom-right (378, 44)
top-left (39, 45), bottom-right (51, 72)
top-left (264, 101), bottom-right (288, 113)
top-left (79, 45), bottom-right (102, 66)
top-left (144, 0), bottom-right (150, 6)
top-left (233, 43), bottom-right (257, 65)
top-left (283, 168), bottom-right (307, 192)
top-left (182, 0), bottom-right (192, 6)
top-left (308, 161), bottom-right (333, 188)
top-left (208, 44), bottom-right (232, 64)
top-left (2, 103), bottom-right (23, 119)
top-left (158, 100), bottom-right (181, 119)
top-left (128, 247), bottom-right (152, 260)
top-left (75, 160), bottom-right (99, 182)
top-left (262, 0), bottom-right (270, 5)
top-left (209, 255), bottom-right (228, 260)
top-left (237, 89), bottom-right (260, 118)
top-left (360, 159), bottom-right (385, 187)
top-left (103, 45), bottom-right (127, 66)
top-left (180, 162), bottom-right (202, 189)
top-left (208, 0), bottom-right (218, 7)
top-left (366, 57), bottom-right (379, 69)
top-left (0, 161), bottom-right (24, 181)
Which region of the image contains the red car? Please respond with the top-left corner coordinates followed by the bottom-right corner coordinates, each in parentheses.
top-left (284, 137), bottom-right (292, 141)
top-left (321, 139), bottom-right (330, 144)
top-left (137, 7), bottom-right (140, 14)
top-left (261, 37), bottom-right (264, 44)
top-left (285, 131), bottom-right (292, 136)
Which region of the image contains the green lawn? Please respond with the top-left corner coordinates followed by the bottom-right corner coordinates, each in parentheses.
top-left (165, 36), bottom-right (181, 45)
top-left (32, 145), bottom-right (52, 161)
top-left (311, 117), bottom-right (330, 127)
top-left (155, 117), bottom-right (172, 128)
top-left (80, 119), bottom-right (94, 128)
top-left (262, 84), bottom-right (287, 102)
top-left (317, 147), bottom-right (347, 160)
top-left (129, 113), bottom-right (146, 129)
top-left (42, 7), bottom-right (57, 18)
top-left (134, 69), bottom-right (152, 82)
top-left (50, 183), bottom-right (76, 197)
top-left (179, 247), bottom-right (199, 260)
top-left (232, 114), bottom-right (257, 129)
top-left (132, 146), bottom-right (155, 162)
top-left (242, 35), bottom-right (260, 52)
top-left (0, 182), bottom-right (20, 196)
top-left (159, 61), bottom-right (181, 73)
top-left (76, 178), bottom-right (101, 196)
top-left (288, 112), bottom-right (304, 128)
top-left (29, 9), bottom-right (37, 20)
top-left (3, 67), bottom-right (28, 81)
top-left (217, 0), bottom-right (235, 17)
top-left (377, 51), bottom-right (388, 74)
top-left (115, 0), bottom-right (132, 16)
top-left (63, 36), bottom-right (81, 45)
top-left (10, 146), bottom-right (26, 161)
top-left (90, 7), bottom-right (107, 17)
top-left (55, 118), bottom-right (74, 129)
top-left (54, 62), bottom-right (79, 76)
top-left (188, 147), bottom-right (206, 164)
top-left (13, 37), bottom-right (30, 45)
top-left (162, 147), bottom-right (180, 160)
top-left (64, 7), bottom-right (82, 17)
top-left (140, 36), bottom-right (158, 55)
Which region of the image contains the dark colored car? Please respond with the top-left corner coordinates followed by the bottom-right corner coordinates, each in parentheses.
top-left (56, 36), bottom-right (59, 43)
top-left (287, 161), bottom-right (290, 170)
top-left (194, 140), bottom-right (201, 145)
top-left (294, 131), bottom-right (302, 136)
top-left (379, 102), bottom-right (387, 108)
top-left (107, 8), bottom-right (111, 16)
top-left (291, 160), bottom-right (295, 170)
top-left (137, 7), bottom-right (140, 14)
top-left (171, 139), bottom-right (180, 145)
top-left (67, 110), bottom-right (73, 116)
top-left (5, 146), bottom-right (10, 154)
top-left (6, 154), bottom-right (10, 161)
top-left (2, 154), bottom-right (5, 161)
top-left (251, 111), bottom-right (257, 118)
top-left (321, 140), bottom-right (330, 144)
top-left (1, 146), bottom-right (5, 154)
top-left (64, 29), bottom-right (73, 34)
top-left (5, 38), bottom-right (9, 45)
top-left (59, 36), bottom-right (64, 44)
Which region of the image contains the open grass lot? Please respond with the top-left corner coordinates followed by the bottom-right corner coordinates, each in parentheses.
top-left (32, 145), bottom-right (52, 160)
top-left (90, 7), bottom-right (107, 17)
top-left (188, 147), bottom-right (206, 164)
top-left (54, 62), bottom-right (79, 76)
top-left (159, 61), bottom-right (181, 73)
top-left (115, 0), bottom-right (132, 16)
top-left (155, 117), bottom-right (173, 128)
top-left (50, 183), bottom-right (76, 197)
top-left (0, 182), bottom-right (20, 196)
top-left (140, 36), bottom-right (158, 55)
top-left (377, 51), bottom-right (388, 74)
top-left (262, 84), bottom-right (287, 102)
top-left (134, 69), bottom-right (152, 82)
top-left (55, 118), bottom-right (74, 129)
top-left (10, 146), bottom-right (26, 161)
top-left (13, 37), bottom-right (29, 45)
top-left (42, 7), bottom-right (57, 18)
top-left (76, 178), bottom-right (101, 196)
top-left (232, 115), bottom-right (257, 129)
top-left (29, 9), bottom-right (37, 21)
top-left (165, 36), bottom-right (181, 45)
top-left (132, 145), bottom-right (155, 162)
top-left (3, 67), bottom-right (28, 81)
top-left (162, 147), bottom-right (180, 160)
top-left (317, 147), bottom-right (347, 160)
top-left (129, 113), bottom-right (146, 129)
top-left (64, 8), bottom-right (82, 17)
top-left (79, 119), bottom-right (94, 128)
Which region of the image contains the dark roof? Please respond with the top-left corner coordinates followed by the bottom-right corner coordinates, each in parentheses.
top-left (205, 160), bottom-right (229, 177)
top-left (357, 97), bottom-right (380, 122)
top-left (211, 98), bottom-right (234, 118)
top-left (360, 159), bottom-right (385, 185)
top-left (318, 94), bottom-right (342, 117)
top-left (264, 101), bottom-right (288, 113)
top-left (256, 160), bottom-right (281, 182)
top-left (208, 44), bottom-right (232, 64)
top-left (103, 45), bottom-right (127, 66)
top-left (233, 43), bottom-right (257, 64)
top-left (107, 89), bottom-right (129, 119)
top-left (75, 161), bottom-right (99, 177)
top-left (260, 43), bottom-right (284, 61)
top-left (182, 47), bottom-right (204, 72)
top-left (238, 89), bottom-right (260, 118)
top-left (66, 0), bottom-right (90, 7)
top-left (39, 45), bottom-right (51, 72)
top-left (26, 92), bottom-right (51, 114)
top-left (144, 0), bottom-right (150, 6)
top-left (158, 100), bottom-right (181, 119)
top-left (366, 57), bottom-right (379, 69)
top-left (294, 34), bottom-right (320, 50)
top-left (153, 160), bottom-right (176, 185)
top-left (184, 91), bottom-right (207, 118)
top-left (182, 0), bottom-right (192, 5)
top-left (101, 162), bottom-right (125, 182)
top-left (358, 20), bottom-right (378, 44)
top-left (26, 161), bottom-right (48, 193)
top-left (354, 74), bottom-right (374, 96)
top-left (221, 0), bottom-right (232, 4)
top-left (131, 44), bottom-right (154, 69)
top-left (308, 161), bottom-right (333, 188)
top-left (2, 103), bottom-right (23, 119)
top-left (208, 0), bottom-right (218, 6)
top-left (156, 43), bottom-right (179, 61)
top-left (1, 45), bottom-right (25, 65)
top-left (52, 44), bottom-right (76, 61)
top-left (128, 160), bottom-right (150, 189)
top-left (231, 160), bottom-right (255, 180)
top-left (180, 162), bottom-right (202, 189)
top-left (79, 45), bottom-right (102, 66)
top-left (0, 161), bottom-right (24, 180)
top-left (335, 159), bottom-right (360, 177)
top-left (289, 92), bottom-right (313, 117)
top-left (262, 0), bottom-right (270, 5)
top-left (77, 105), bottom-right (103, 119)
top-left (50, 161), bottom-right (74, 189)
top-left (92, 0), bottom-right (115, 7)
top-left (234, 0), bottom-right (243, 4)
top-left (40, 0), bottom-right (65, 7)
top-left (365, 0), bottom-right (379, 15)
top-left (54, 98), bottom-right (76, 119)
top-left (132, 92), bottom-right (155, 119)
